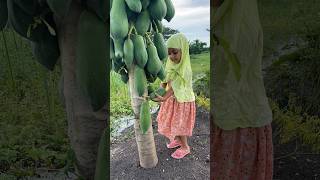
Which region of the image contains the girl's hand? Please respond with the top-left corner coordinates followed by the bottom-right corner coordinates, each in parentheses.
top-left (160, 82), bottom-right (167, 88)
top-left (154, 94), bottom-right (165, 102)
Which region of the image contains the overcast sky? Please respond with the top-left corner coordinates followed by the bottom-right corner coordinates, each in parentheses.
top-left (162, 0), bottom-right (210, 46)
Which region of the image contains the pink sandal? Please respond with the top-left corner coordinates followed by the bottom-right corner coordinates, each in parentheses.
top-left (166, 140), bottom-right (181, 149)
top-left (171, 147), bottom-right (190, 159)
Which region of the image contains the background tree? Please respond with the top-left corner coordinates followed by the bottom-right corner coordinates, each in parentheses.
top-left (162, 26), bottom-right (179, 40)
top-left (189, 39), bottom-right (209, 54)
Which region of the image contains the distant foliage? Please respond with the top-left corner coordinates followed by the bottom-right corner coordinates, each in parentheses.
top-left (162, 26), bottom-right (179, 41)
top-left (193, 70), bottom-right (210, 98)
top-left (189, 39), bottom-right (209, 54)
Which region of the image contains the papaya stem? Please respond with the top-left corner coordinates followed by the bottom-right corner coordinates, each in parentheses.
top-left (145, 34), bottom-right (153, 46)
top-left (128, 24), bottom-right (134, 39)
top-left (152, 20), bottom-right (159, 33)
top-left (132, 26), bottom-right (138, 35)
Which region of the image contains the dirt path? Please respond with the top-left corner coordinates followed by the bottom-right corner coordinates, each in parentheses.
top-left (111, 107), bottom-right (210, 179)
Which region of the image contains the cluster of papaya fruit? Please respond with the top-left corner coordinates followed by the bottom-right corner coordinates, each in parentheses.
top-left (110, 0), bottom-right (175, 134)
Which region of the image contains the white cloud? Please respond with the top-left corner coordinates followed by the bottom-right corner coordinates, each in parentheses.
top-left (163, 1), bottom-right (210, 45)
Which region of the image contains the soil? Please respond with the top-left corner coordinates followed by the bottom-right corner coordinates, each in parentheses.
top-left (273, 135), bottom-right (320, 180)
top-left (111, 106), bottom-right (210, 180)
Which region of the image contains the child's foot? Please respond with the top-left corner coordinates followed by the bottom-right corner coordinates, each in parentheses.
top-left (166, 140), bottom-right (181, 149)
top-left (171, 147), bottom-right (190, 159)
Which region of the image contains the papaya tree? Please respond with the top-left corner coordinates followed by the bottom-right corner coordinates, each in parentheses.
top-left (1, 0), bottom-right (108, 179)
top-left (110, 0), bottom-right (175, 168)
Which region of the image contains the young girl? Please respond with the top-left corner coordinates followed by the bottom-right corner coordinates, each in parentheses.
top-left (212, 0), bottom-right (273, 179)
top-left (154, 33), bottom-right (196, 159)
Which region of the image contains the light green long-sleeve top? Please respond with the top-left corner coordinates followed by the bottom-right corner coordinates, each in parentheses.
top-left (212, 0), bottom-right (272, 130)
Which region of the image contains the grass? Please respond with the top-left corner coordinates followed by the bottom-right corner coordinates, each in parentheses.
top-left (110, 71), bottom-right (132, 118)
top-left (0, 30), bottom-right (70, 177)
top-left (190, 51), bottom-right (210, 78)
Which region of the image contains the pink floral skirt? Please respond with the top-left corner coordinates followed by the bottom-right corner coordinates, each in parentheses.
top-left (212, 124), bottom-right (273, 180)
top-left (157, 96), bottom-right (196, 141)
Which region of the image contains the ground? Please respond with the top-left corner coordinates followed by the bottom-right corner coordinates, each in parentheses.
top-left (111, 106), bottom-right (210, 179)
top-left (273, 137), bottom-right (320, 180)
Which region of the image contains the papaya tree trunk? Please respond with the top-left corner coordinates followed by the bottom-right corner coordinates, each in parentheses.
top-left (128, 64), bottom-right (158, 168)
top-left (55, 1), bottom-right (107, 179)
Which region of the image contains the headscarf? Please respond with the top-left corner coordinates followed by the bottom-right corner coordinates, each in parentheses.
top-left (164, 33), bottom-right (195, 103)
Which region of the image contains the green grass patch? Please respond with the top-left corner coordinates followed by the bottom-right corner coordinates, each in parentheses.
top-left (0, 30), bottom-right (70, 177)
top-left (190, 51), bottom-right (210, 78)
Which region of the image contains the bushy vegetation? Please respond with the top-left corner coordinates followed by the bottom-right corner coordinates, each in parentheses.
top-left (260, 0), bottom-right (320, 152)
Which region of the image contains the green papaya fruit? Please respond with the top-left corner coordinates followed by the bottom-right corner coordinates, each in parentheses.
top-left (94, 129), bottom-right (109, 180)
top-left (86, 0), bottom-right (108, 22)
top-left (140, 100), bottom-right (151, 134)
top-left (146, 43), bottom-right (162, 75)
top-left (113, 38), bottom-right (124, 59)
top-left (153, 33), bottom-right (168, 60)
top-left (76, 10), bottom-right (108, 111)
top-left (157, 65), bottom-right (166, 81)
top-left (141, 0), bottom-right (150, 10)
top-left (155, 20), bottom-right (164, 33)
top-left (46, 0), bottom-right (72, 18)
top-left (126, 5), bottom-right (138, 22)
top-left (134, 65), bottom-right (147, 97)
top-left (125, 0), bottom-right (142, 13)
top-left (150, 87), bottom-right (166, 100)
top-left (148, 0), bottom-right (167, 21)
top-left (0, 0), bottom-right (8, 30)
top-left (164, 0), bottom-right (175, 22)
top-left (151, 19), bottom-right (163, 33)
top-left (123, 37), bottom-right (134, 69)
top-left (31, 32), bottom-right (60, 71)
top-left (135, 10), bottom-right (151, 35)
top-left (132, 34), bottom-right (148, 68)
top-left (110, 0), bottom-right (128, 40)
top-left (13, 0), bottom-right (40, 15)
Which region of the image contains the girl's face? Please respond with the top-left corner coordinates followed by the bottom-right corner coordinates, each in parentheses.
top-left (168, 48), bottom-right (182, 64)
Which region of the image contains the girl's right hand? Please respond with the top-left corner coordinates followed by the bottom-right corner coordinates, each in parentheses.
top-left (155, 95), bottom-right (165, 102)
top-left (160, 83), bottom-right (167, 88)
